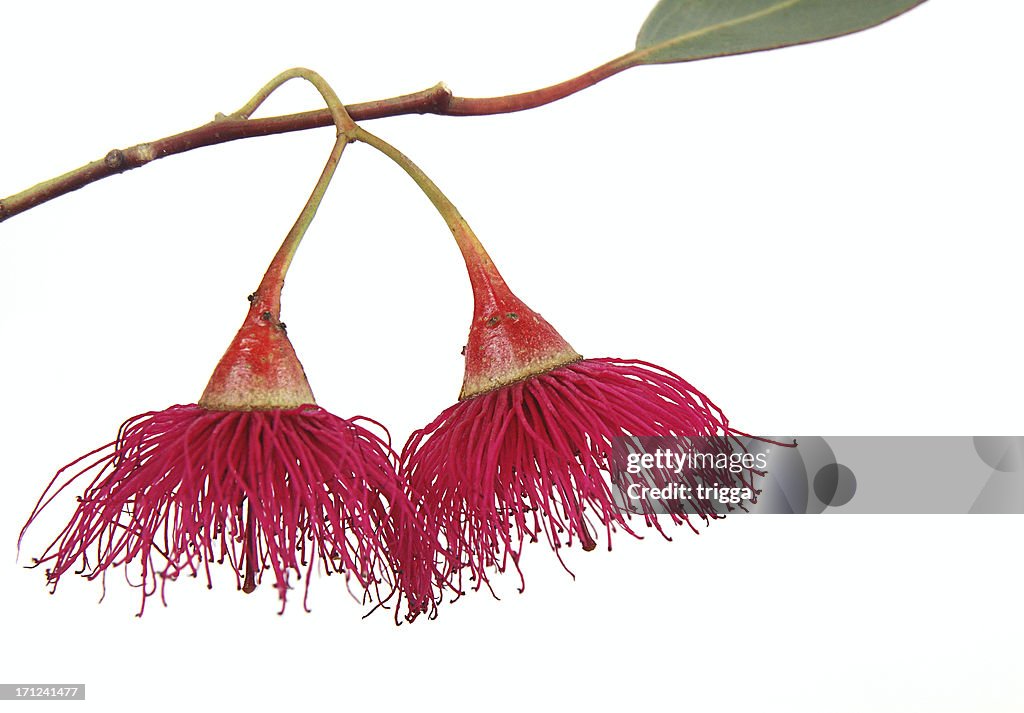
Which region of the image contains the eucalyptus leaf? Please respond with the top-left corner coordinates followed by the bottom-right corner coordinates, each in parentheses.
top-left (634, 0), bottom-right (928, 64)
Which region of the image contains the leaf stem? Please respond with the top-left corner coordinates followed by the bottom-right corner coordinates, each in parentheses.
top-left (445, 53), bottom-right (636, 114)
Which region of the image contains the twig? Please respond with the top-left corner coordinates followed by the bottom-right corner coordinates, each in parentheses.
top-left (0, 54), bottom-right (635, 223)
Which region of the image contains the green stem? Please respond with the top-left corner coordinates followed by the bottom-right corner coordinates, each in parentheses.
top-left (353, 126), bottom-right (497, 280)
top-left (248, 68), bottom-right (357, 315)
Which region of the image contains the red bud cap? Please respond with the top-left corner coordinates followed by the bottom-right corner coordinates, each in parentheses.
top-left (460, 260), bottom-right (581, 400)
top-left (199, 292), bottom-right (315, 410)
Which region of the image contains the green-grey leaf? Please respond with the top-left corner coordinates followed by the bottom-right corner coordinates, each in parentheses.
top-left (634, 0), bottom-right (928, 65)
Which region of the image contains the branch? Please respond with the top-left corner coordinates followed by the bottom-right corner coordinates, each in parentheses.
top-left (0, 54), bottom-right (636, 224)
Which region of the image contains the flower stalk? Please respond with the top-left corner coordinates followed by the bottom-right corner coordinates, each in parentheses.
top-left (199, 68), bottom-right (355, 411)
top-left (354, 127), bottom-right (582, 397)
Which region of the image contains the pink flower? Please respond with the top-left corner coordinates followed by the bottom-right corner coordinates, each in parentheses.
top-left (401, 249), bottom-right (766, 595)
top-left (22, 292), bottom-right (439, 620)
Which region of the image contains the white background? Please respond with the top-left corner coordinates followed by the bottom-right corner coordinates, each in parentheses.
top-left (1, 1), bottom-right (1022, 711)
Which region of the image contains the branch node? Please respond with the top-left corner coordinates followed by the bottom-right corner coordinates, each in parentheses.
top-left (429, 82), bottom-right (454, 113)
top-left (104, 149), bottom-right (127, 171)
